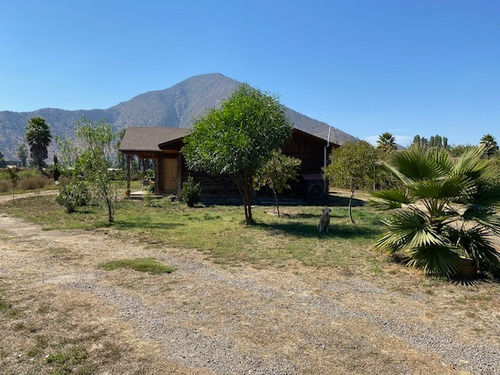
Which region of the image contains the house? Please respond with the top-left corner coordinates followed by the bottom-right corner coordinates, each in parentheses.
top-left (119, 126), bottom-right (339, 203)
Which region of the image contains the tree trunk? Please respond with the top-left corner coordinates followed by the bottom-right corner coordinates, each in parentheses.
top-left (273, 189), bottom-right (280, 217)
top-left (107, 201), bottom-right (114, 223)
top-left (348, 189), bottom-right (355, 224)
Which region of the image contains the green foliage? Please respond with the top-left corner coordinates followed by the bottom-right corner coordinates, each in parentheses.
top-left (74, 118), bottom-right (117, 222)
top-left (17, 143), bottom-right (28, 167)
top-left (376, 132), bottom-right (397, 153)
top-left (182, 84), bottom-right (293, 224)
top-left (324, 141), bottom-right (378, 223)
top-left (25, 116), bottom-right (52, 171)
top-left (449, 144), bottom-right (475, 157)
top-left (373, 147), bottom-right (500, 277)
top-left (254, 150), bottom-right (301, 216)
top-left (55, 135), bottom-right (79, 168)
top-left (7, 166), bottom-right (19, 202)
top-left (412, 134), bottom-right (449, 149)
top-left (56, 180), bottom-right (92, 213)
top-left (480, 133), bottom-right (499, 159)
top-left (180, 176), bottom-right (201, 207)
top-left (100, 258), bottom-right (176, 274)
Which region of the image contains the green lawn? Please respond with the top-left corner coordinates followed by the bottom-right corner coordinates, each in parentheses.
top-left (1, 194), bottom-right (387, 273)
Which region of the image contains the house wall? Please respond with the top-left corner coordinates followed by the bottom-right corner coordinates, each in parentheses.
top-left (174, 130), bottom-right (332, 203)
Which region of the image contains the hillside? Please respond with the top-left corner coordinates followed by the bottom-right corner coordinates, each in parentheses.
top-left (0, 73), bottom-right (357, 159)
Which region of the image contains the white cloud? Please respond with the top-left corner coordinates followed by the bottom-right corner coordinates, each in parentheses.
top-left (365, 135), bottom-right (379, 146)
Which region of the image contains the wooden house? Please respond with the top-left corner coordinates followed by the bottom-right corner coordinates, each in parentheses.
top-left (119, 126), bottom-right (338, 203)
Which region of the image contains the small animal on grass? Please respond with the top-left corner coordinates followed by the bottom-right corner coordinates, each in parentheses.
top-left (318, 207), bottom-right (331, 233)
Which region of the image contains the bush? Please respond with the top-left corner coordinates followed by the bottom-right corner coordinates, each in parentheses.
top-left (55, 180), bottom-right (92, 213)
top-left (0, 180), bottom-right (9, 193)
top-left (180, 176), bottom-right (201, 207)
top-left (18, 175), bottom-right (51, 190)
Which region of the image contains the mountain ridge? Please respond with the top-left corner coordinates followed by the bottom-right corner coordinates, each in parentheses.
top-left (0, 73), bottom-right (357, 159)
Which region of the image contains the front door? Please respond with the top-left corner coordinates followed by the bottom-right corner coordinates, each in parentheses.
top-left (163, 158), bottom-right (178, 194)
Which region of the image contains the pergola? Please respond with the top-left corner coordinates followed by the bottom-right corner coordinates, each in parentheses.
top-left (118, 127), bottom-right (189, 194)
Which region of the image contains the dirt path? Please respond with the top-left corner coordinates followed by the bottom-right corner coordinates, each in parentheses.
top-left (0, 214), bottom-right (499, 374)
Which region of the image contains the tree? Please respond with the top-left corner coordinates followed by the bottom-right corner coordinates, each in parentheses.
top-left (377, 132), bottom-right (397, 153)
top-left (182, 84), bottom-right (293, 224)
top-left (55, 135), bottom-right (79, 168)
top-left (372, 147), bottom-right (500, 277)
top-left (7, 166), bottom-right (19, 203)
top-left (480, 134), bottom-right (499, 159)
top-left (74, 118), bottom-right (117, 223)
top-left (411, 134), bottom-right (448, 150)
top-left (253, 150), bottom-right (301, 217)
top-left (324, 141), bottom-right (378, 223)
top-left (17, 144), bottom-right (28, 167)
top-left (0, 151), bottom-right (6, 168)
top-left (25, 117), bottom-right (52, 171)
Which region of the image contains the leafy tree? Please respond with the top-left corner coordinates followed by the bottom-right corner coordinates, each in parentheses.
top-left (449, 144), bottom-right (474, 157)
top-left (0, 151), bottom-right (6, 168)
top-left (412, 134), bottom-right (448, 149)
top-left (17, 144), bottom-right (28, 167)
top-left (324, 141), bottom-right (378, 223)
top-left (115, 129), bottom-right (127, 169)
top-left (74, 118), bottom-right (117, 222)
top-left (372, 147), bottom-right (500, 277)
top-left (480, 134), bottom-right (499, 159)
top-left (182, 84), bottom-right (293, 224)
top-left (253, 150), bottom-right (301, 217)
top-left (376, 132), bottom-right (397, 153)
top-left (55, 135), bottom-right (79, 168)
top-left (25, 117), bottom-right (52, 171)
top-left (7, 166), bottom-right (19, 203)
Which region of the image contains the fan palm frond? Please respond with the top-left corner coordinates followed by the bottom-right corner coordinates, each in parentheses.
top-left (374, 145), bottom-right (500, 278)
top-left (371, 189), bottom-right (412, 209)
top-left (390, 148), bottom-right (441, 181)
top-left (447, 226), bottom-right (500, 274)
top-left (406, 246), bottom-right (460, 277)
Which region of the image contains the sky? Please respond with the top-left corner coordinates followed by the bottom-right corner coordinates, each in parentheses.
top-left (1, 0), bottom-right (499, 147)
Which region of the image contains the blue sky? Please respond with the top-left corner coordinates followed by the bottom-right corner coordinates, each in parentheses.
top-left (1, 0), bottom-right (499, 147)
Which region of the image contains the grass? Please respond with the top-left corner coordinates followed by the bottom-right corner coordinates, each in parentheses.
top-left (100, 258), bottom-right (176, 274)
top-left (1, 193), bottom-right (386, 273)
top-left (0, 291), bottom-right (20, 318)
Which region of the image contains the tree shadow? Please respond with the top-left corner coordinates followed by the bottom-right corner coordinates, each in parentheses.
top-left (327, 194), bottom-right (365, 207)
top-left (255, 221), bottom-right (380, 239)
top-left (451, 273), bottom-right (500, 286)
top-left (111, 217), bottom-right (181, 231)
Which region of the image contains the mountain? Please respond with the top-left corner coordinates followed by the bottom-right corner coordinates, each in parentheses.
top-left (0, 73), bottom-right (357, 159)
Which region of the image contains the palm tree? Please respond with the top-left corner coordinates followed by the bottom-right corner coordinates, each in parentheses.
top-left (480, 134), bottom-right (499, 159)
top-left (25, 117), bottom-right (52, 171)
top-left (372, 146), bottom-right (500, 277)
top-left (377, 132), bottom-right (397, 153)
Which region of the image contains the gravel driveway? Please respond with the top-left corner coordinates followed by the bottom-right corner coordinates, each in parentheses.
top-left (0, 210), bottom-right (499, 374)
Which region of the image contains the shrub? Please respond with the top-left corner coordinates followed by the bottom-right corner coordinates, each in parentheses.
top-left (0, 180), bottom-right (9, 193)
top-left (55, 180), bottom-right (92, 213)
top-left (180, 176), bottom-right (201, 207)
top-left (18, 175), bottom-right (51, 190)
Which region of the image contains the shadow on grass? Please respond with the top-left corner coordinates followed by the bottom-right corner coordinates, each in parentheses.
top-left (255, 221), bottom-right (381, 239)
top-left (111, 217), bottom-right (182, 231)
top-left (327, 194), bottom-right (365, 207)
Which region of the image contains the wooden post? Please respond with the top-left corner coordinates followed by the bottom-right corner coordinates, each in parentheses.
top-left (126, 155), bottom-right (131, 190)
top-left (141, 158), bottom-right (146, 187)
top-left (154, 158), bottom-right (161, 194)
